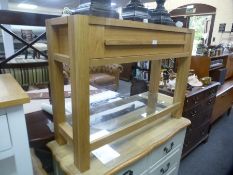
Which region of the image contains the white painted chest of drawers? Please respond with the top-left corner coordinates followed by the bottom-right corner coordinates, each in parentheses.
top-left (0, 74), bottom-right (33, 175)
top-left (116, 129), bottom-right (186, 175)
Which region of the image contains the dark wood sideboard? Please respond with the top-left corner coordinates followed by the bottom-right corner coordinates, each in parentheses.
top-left (211, 78), bottom-right (233, 123)
top-left (190, 53), bottom-right (233, 124)
top-left (182, 82), bottom-right (219, 157)
top-left (160, 83), bottom-right (219, 157)
top-left (211, 54), bottom-right (233, 123)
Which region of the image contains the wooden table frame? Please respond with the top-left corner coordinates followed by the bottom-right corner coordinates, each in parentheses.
top-left (46, 14), bottom-right (194, 172)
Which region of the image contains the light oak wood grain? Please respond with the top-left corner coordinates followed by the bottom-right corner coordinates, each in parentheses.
top-left (147, 60), bottom-right (162, 114)
top-left (88, 16), bottom-right (193, 34)
top-left (172, 33), bottom-right (195, 118)
top-left (68, 15), bottom-right (90, 172)
top-left (0, 74), bottom-right (29, 108)
top-left (105, 39), bottom-right (186, 46)
top-left (46, 20), bottom-right (66, 145)
top-left (54, 53), bottom-right (70, 65)
top-left (47, 16), bottom-right (68, 26)
top-left (90, 52), bottom-right (189, 67)
top-left (59, 122), bottom-right (73, 143)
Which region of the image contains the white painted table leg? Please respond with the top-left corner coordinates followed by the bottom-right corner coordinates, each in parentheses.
top-left (6, 106), bottom-right (33, 175)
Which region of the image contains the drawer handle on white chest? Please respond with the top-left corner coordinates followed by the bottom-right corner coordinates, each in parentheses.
top-left (160, 163), bottom-right (170, 174)
top-left (123, 170), bottom-right (133, 175)
top-left (163, 142), bottom-right (174, 154)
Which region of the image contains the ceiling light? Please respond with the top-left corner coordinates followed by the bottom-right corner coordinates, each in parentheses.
top-left (111, 2), bottom-right (116, 6)
top-left (186, 5), bottom-right (194, 9)
top-left (18, 3), bottom-right (38, 9)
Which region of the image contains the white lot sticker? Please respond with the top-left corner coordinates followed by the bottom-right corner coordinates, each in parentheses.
top-left (92, 145), bottom-right (120, 164)
top-left (152, 40), bottom-right (158, 45)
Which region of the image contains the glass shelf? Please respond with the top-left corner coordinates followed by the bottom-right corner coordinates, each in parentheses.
top-left (89, 92), bottom-right (173, 142)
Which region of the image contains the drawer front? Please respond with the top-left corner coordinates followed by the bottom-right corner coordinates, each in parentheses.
top-left (117, 156), bottom-right (148, 175)
top-left (202, 96), bottom-right (216, 108)
top-left (147, 129), bottom-right (185, 169)
top-left (0, 115), bottom-right (12, 152)
top-left (90, 27), bottom-right (186, 59)
top-left (184, 93), bottom-right (204, 110)
top-left (211, 88), bottom-right (233, 122)
top-left (166, 166), bottom-right (178, 175)
top-left (203, 86), bottom-right (218, 99)
top-left (148, 148), bottom-right (180, 175)
top-left (183, 105), bottom-right (212, 129)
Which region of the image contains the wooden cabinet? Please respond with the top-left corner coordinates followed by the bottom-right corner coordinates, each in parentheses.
top-left (211, 78), bottom-right (233, 123)
top-left (0, 74), bottom-right (32, 175)
top-left (190, 55), bottom-right (210, 78)
top-left (190, 54), bottom-right (229, 79)
top-left (46, 15), bottom-right (194, 174)
top-left (182, 83), bottom-right (219, 157)
top-left (225, 54), bottom-right (233, 80)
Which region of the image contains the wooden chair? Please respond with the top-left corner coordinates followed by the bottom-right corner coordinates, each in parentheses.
top-left (21, 29), bottom-right (37, 59)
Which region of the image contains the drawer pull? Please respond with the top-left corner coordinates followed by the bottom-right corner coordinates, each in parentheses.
top-left (164, 142), bottom-right (174, 154)
top-left (160, 163), bottom-right (170, 174)
top-left (191, 110), bottom-right (197, 117)
top-left (208, 99), bottom-right (213, 105)
top-left (123, 170), bottom-right (133, 175)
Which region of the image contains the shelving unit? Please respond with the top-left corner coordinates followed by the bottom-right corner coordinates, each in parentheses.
top-left (46, 14), bottom-right (194, 174)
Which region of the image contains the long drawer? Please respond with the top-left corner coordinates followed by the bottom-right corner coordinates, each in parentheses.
top-left (147, 148), bottom-right (180, 175)
top-left (0, 115), bottom-right (12, 153)
top-left (184, 85), bottom-right (218, 111)
top-left (183, 106), bottom-right (212, 129)
top-left (147, 129), bottom-right (185, 169)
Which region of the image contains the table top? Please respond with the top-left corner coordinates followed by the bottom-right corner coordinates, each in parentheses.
top-left (0, 74), bottom-right (30, 108)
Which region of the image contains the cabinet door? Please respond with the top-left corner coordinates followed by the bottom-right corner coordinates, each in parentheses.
top-left (0, 115), bottom-right (12, 153)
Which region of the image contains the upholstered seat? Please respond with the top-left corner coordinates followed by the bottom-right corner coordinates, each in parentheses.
top-left (64, 64), bottom-right (123, 91)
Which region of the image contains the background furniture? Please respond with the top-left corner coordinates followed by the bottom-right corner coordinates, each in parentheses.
top-left (211, 78), bottom-right (233, 123)
top-left (0, 59), bottom-right (49, 90)
top-left (63, 64), bottom-right (123, 91)
top-left (190, 55), bottom-right (211, 78)
top-left (90, 64), bottom-right (123, 91)
top-left (0, 10), bottom-right (58, 90)
top-left (120, 63), bottom-right (136, 81)
top-left (46, 14), bottom-right (194, 174)
top-left (190, 53), bottom-right (233, 124)
top-left (0, 74), bottom-right (32, 175)
top-left (21, 29), bottom-right (37, 59)
top-left (225, 53), bottom-right (233, 79)
top-left (182, 82), bottom-right (219, 157)
top-left (190, 54), bottom-right (228, 78)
